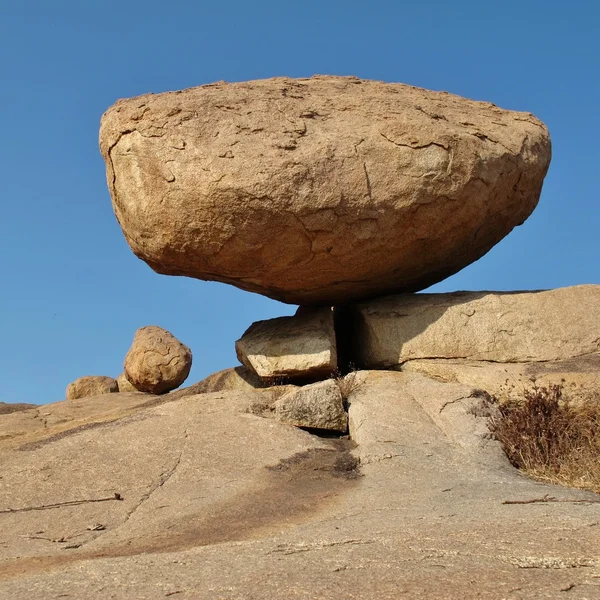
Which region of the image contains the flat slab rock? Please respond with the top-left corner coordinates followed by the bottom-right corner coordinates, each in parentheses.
top-left (0, 372), bottom-right (598, 599)
top-left (235, 307), bottom-right (337, 381)
top-left (349, 285), bottom-right (600, 368)
top-left (403, 353), bottom-right (600, 403)
top-left (100, 75), bottom-right (550, 305)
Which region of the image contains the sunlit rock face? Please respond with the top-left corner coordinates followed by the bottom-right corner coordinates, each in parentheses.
top-left (100, 75), bottom-right (551, 305)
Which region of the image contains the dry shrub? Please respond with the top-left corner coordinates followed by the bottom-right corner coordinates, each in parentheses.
top-left (332, 368), bottom-right (362, 401)
top-left (489, 382), bottom-right (600, 493)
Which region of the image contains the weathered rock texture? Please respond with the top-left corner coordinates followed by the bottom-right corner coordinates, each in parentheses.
top-left (1, 371), bottom-right (598, 599)
top-left (348, 285), bottom-right (600, 368)
top-left (124, 326), bottom-right (192, 394)
top-left (168, 366), bottom-right (264, 398)
top-left (116, 372), bottom-right (140, 393)
top-left (236, 307), bottom-right (337, 381)
top-left (0, 402), bottom-right (36, 415)
top-left (166, 367), bottom-right (300, 409)
top-left (402, 354), bottom-right (600, 404)
top-left (65, 376), bottom-right (118, 400)
top-left (100, 76), bottom-right (551, 305)
top-left (274, 379), bottom-right (348, 431)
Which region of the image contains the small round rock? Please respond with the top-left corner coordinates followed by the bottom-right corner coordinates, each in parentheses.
top-left (124, 326), bottom-right (192, 394)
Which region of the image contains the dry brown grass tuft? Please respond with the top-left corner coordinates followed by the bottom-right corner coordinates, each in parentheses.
top-left (332, 368), bottom-right (363, 402)
top-left (489, 382), bottom-right (600, 494)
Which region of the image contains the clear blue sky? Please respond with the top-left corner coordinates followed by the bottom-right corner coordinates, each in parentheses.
top-left (1, 1), bottom-right (598, 405)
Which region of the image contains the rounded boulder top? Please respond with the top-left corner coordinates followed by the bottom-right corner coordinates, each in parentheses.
top-left (100, 75), bottom-right (551, 305)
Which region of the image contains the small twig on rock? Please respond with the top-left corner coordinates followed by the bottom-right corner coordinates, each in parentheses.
top-left (20, 535), bottom-right (66, 543)
top-left (63, 543), bottom-right (82, 550)
top-left (21, 531), bottom-right (87, 543)
top-left (0, 493), bottom-right (124, 514)
top-left (502, 494), bottom-right (600, 505)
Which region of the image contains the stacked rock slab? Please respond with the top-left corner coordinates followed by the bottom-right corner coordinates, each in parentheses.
top-left (100, 75), bottom-right (551, 306)
top-left (347, 286), bottom-right (600, 367)
top-left (235, 307), bottom-right (337, 382)
top-left (345, 285), bottom-right (600, 401)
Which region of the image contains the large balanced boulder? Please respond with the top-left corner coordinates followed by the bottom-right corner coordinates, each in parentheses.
top-left (124, 326), bottom-right (192, 394)
top-left (100, 76), bottom-right (551, 305)
top-left (235, 307), bottom-right (337, 382)
top-left (347, 285), bottom-right (600, 368)
top-left (66, 375), bottom-right (118, 400)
